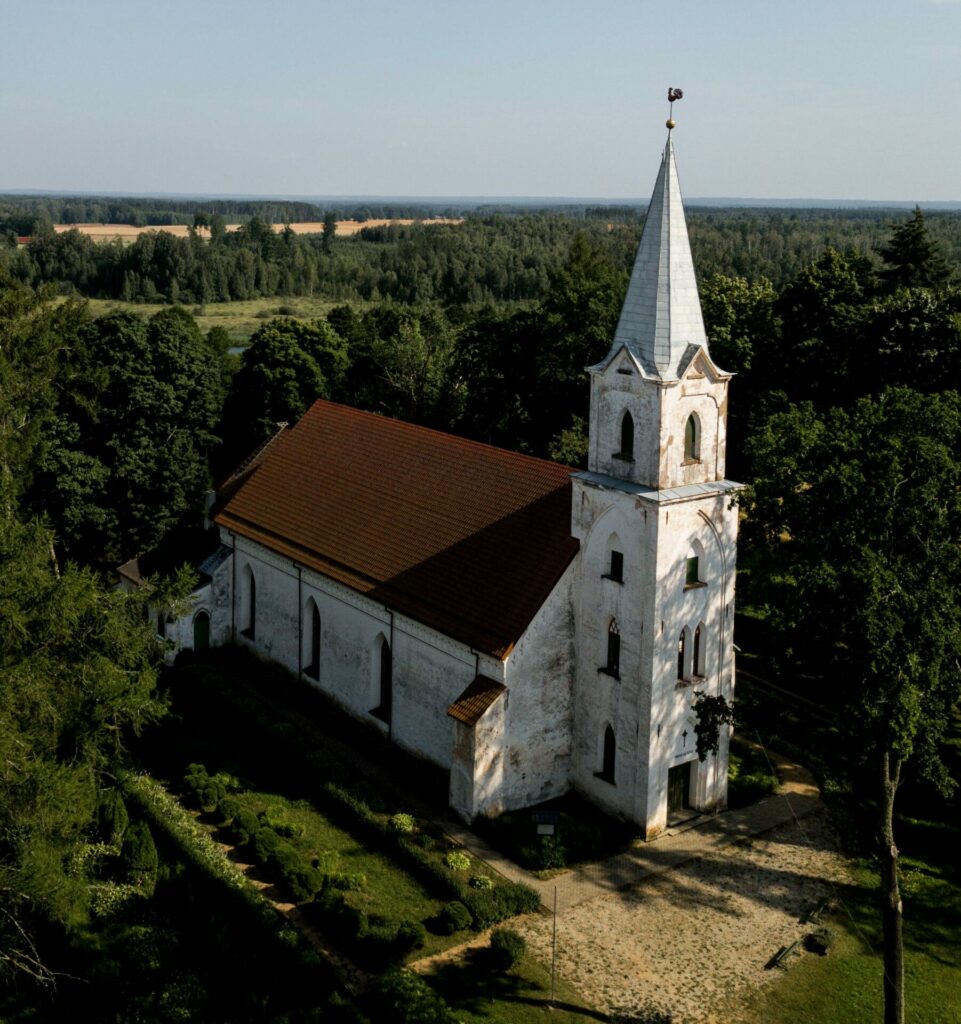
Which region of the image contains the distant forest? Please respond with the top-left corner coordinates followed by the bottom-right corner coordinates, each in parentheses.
top-left (2, 193), bottom-right (961, 305)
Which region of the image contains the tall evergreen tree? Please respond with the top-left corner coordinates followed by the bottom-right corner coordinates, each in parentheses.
top-left (878, 207), bottom-right (952, 290)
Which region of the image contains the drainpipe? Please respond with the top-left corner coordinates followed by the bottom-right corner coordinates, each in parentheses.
top-left (230, 534), bottom-right (237, 642)
top-left (387, 608), bottom-right (394, 743)
top-left (297, 565), bottom-right (303, 678)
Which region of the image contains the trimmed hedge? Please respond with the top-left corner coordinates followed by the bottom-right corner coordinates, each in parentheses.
top-left (489, 927), bottom-right (525, 971)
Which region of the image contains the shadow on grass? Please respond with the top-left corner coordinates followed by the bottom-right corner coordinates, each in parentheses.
top-left (427, 948), bottom-right (612, 1021)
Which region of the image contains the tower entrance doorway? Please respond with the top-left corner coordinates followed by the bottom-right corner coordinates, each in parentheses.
top-left (667, 761), bottom-right (692, 820)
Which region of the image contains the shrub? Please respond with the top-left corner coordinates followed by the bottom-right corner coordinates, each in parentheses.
top-left (368, 968), bottom-right (454, 1024)
top-left (200, 779), bottom-right (227, 812)
top-left (461, 881), bottom-right (540, 929)
top-left (489, 927), bottom-right (526, 971)
top-left (394, 919), bottom-right (427, 957)
top-left (389, 813), bottom-right (416, 835)
top-left (444, 850), bottom-right (471, 872)
top-left (182, 763), bottom-right (209, 807)
top-left (469, 875), bottom-right (493, 890)
top-left (120, 820), bottom-right (159, 894)
top-left (437, 900), bottom-right (472, 934)
top-left (326, 871), bottom-right (366, 892)
top-left (97, 789), bottom-right (129, 845)
top-left (231, 808), bottom-right (261, 846)
top-left (217, 795), bottom-right (241, 826)
top-left (805, 926), bottom-right (836, 956)
top-left (250, 827), bottom-right (285, 865)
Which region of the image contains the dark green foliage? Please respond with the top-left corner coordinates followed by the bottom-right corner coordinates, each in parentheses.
top-left (216, 795), bottom-right (241, 826)
top-left (230, 808), bottom-right (261, 846)
top-left (489, 927), bottom-right (526, 971)
top-left (460, 882), bottom-right (541, 929)
top-left (436, 901), bottom-right (472, 935)
top-left (120, 820), bottom-right (159, 893)
top-left (691, 691), bottom-right (736, 763)
top-left (879, 207), bottom-right (953, 290)
top-left (367, 968), bottom-right (454, 1024)
top-left (394, 919), bottom-right (427, 957)
top-left (28, 306), bottom-right (225, 566)
top-left (97, 789), bottom-right (129, 845)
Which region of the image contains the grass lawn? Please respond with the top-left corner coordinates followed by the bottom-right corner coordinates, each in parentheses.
top-left (734, 855), bottom-right (960, 1024)
top-left (427, 950), bottom-right (607, 1023)
top-left (84, 295), bottom-right (364, 344)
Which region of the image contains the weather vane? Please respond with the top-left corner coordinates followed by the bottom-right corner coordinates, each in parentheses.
top-left (667, 87), bottom-right (683, 130)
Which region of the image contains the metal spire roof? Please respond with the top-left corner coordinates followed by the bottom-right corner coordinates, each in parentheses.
top-left (609, 133), bottom-right (708, 379)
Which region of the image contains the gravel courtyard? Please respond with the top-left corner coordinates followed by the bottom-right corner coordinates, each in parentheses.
top-left (515, 812), bottom-right (849, 1024)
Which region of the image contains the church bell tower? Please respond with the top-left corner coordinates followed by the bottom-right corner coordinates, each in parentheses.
top-left (570, 110), bottom-right (739, 839)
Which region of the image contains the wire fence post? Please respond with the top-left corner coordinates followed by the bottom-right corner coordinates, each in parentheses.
top-left (550, 885), bottom-right (558, 1008)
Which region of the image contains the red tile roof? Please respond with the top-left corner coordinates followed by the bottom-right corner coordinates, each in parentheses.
top-left (447, 675), bottom-right (506, 726)
top-left (215, 400), bottom-right (579, 659)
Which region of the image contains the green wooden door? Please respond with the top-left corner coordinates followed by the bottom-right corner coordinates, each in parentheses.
top-left (667, 761), bottom-right (691, 815)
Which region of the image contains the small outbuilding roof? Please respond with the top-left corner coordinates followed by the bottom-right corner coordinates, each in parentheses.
top-left (215, 400), bottom-right (579, 659)
top-left (447, 675), bottom-right (506, 726)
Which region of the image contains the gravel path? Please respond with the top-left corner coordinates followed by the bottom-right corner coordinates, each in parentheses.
top-left (514, 812), bottom-right (848, 1024)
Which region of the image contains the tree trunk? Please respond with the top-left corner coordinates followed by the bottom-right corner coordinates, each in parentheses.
top-left (880, 751), bottom-right (904, 1024)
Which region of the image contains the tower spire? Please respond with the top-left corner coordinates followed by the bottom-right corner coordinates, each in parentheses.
top-left (607, 103), bottom-right (707, 380)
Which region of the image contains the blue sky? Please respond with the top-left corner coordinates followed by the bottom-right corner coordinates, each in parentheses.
top-left (3, 0), bottom-right (959, 200)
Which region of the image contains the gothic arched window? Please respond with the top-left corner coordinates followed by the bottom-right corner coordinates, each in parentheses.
top-left (241, 566), bottom-right (257, 640)
top-left (603, 619), bottom-right (620, 679)
top-left (693, 624), bottom-right (704, 677)
top-left (677, 628), bottom-right (688, 680)
top-left (600, 725), bottom-right (616, 783)
top-left (372, 637), bottom-right (392, 724)
top-left (684, 413), bottom-right (700, 462)
top-left (618, 411), bottom-right (635, 461)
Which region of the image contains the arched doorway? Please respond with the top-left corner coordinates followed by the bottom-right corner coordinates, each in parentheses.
top-left (193, 610), bottom-right (210, 651)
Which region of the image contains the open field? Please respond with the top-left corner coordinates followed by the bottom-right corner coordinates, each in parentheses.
top-left (83, 295), bottom-right (362, 344)
top-left (51, 217), bottom-right (461, 242)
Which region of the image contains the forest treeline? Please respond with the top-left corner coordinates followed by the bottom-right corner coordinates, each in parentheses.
top-left (3, 196), bottom-right (961, 304)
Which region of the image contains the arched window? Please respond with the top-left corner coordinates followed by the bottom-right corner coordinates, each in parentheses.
top-left (684, 413), bottom-right (700, 462)
top-left (241, 567), bottom-right (257, 639)
top-left (599, 725), bottom-right (616, 784)
top-left (603, 619), bottom-right (620, 678)
top-left (618, 410), bottom-right (634, 460)
top-left (372, 637), bottom-right (392, 724)
top-left (677, 630), bottom-right (686, 680)
top-left (305, 600), bottom-right (321, 679)
top-left (156, 613), bottom-right (166, 639)
top-left (193, 610), bottom-right (210, 651)
top-left (693, 624), bottom-right (704, 677)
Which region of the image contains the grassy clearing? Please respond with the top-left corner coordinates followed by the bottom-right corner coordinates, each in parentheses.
top-left (84, 295), bottom-right (365, 344)
top-left (427, 949), bottom-right (607, 1024)
top-left (727, 736), bottom-right (780, 808)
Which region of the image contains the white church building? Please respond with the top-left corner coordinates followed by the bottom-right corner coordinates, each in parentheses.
top-left (159, 129), bottom-right (739, 840)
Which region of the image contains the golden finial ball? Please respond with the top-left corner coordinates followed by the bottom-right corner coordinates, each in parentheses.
top-left (666, 118), bottom-right (676, 129)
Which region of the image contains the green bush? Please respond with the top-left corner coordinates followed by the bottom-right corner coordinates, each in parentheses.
top-left (217, 795), bottom-right (241, 826)
top-left (250, 827), bottom-right (285, 865)
top-left (389, 813), bottom-right (416, 834)
top-left (326, 871), bottom-right (366, 892)
top-left (489, 927), bottom-right (526, 970)
top-left (394, 919), bottom-right (427, 957)
top-left (469, 875), bottom-right (493, 890)
top-left (120, 820), bottom-right (159, 894)
top-left (444, 849), bottom-right (471, 872)
top-left (200, 779), bottom-right (227, 813)
top-left (97, 788), bottom-right (129, 845)
top-left (437, 900), bottom-right (472, 934)
top-left (461, 881), bottom-right (540, 928)
top-left (231, 807), bottom-right (261, 846)
top-left (368, 968), bottom-right (454, 1024)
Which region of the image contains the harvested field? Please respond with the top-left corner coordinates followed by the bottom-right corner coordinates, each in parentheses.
top-left (51, 217), bottom-right (461, 243)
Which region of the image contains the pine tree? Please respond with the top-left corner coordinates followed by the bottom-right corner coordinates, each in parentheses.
top-left (878, 207), bottom-right (952, 290)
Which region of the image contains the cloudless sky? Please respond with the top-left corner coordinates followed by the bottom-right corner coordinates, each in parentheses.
top-left (3, 0), bottom-right (959, 200)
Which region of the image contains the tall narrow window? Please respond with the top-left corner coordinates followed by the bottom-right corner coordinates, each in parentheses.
top-left (685, 556), bottom-right (701, 587)
top-left (372, 637), bottom-right (392, 724)
top-left (684, 413), bottom-right (700, 462)
top-left (242, 568), bottom-right (257, 639)
top-left (617, 411), bottom-right (634, 460)
top-left (693, 625), bottom-right (703, 677)
top-left (602, 619), bottom-right (620, 678)
top-left (677, 631), bottom-right (686, 680)
top-left (305, 601), bottom-right (321, 679)
top-left (605, 550), bottom-right (624, 582)
top-left (599, 725), bottom-right (616, 783)
top-left (157, 614), bottom-right (166, 639)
